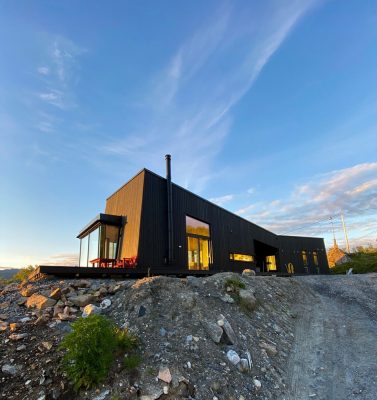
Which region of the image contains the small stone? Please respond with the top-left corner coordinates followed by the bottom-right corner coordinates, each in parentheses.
top-left (242, 269), bottom-right (256, 277)
top-left (20, 317), bottom-right (31, 323)
top-left (253, 379), bottom-right (262, 390)
top-left (163, 386), bottom-right (169, 394)
top-left (220, 294), bottom-right (235, 304)
top-left (16, 345), bottom-right (26, 351)
top-left (9, 323), bottom-right (20, 332)
top-left (158, 367), bottom-right (172, 383)
top-left (9, 333), bottom-right (28, 341)
top-left (69, 294), bottom-right (95, 307)
top-left (2, 364), bottom-right (18, 376)
top-left (219, 314), bottom-right (237, 345)
top-left (237, 358), bottom-right (249, 372)
top-left (25, 380), bottom-right (32, 385)
top-left (0, 321), bottom-right (8, 331)
top-left (259, 341), bottom-right (278, 357)
top-left (138, 305), bottom-right (146, 317)
top-left (49, 288), bottom-right (62, 300)
top-left (100, 298), bottom-right (111, 309)
top-left (26, 294), bottom-right (57, 310)
top-left (20, 287), bottom-right (37, 297)
top-left (92, 389), bottom-right (110, 400)
top-left (0, 313), bottom-right (8, 320)
top-left (160, 327), bottom-right (167, 337)
top-left (82, 304), bottom-right (101, 318)
top-left (42, 341), bottom-right (53, 350)
top-left (238, 289), bottom-right (257, 311)
top-left (203, 321), bottom-right (223, 343)
top-left (226, 350), bottom-right (241, 365)
top-left (0, 301), bottom-right (10, 309)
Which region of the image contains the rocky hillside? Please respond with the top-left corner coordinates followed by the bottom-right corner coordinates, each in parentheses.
top-left (0, 272), bottom-right (304, 400)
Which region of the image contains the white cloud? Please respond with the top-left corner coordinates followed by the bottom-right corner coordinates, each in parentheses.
top-left (101, 1), bottom-right (318, 193)
top-left (236, 163), bottom-right (377, 243)
top-left (37, 66), bottom-right (50, 75)
top-left (209, 194), bottom-right (234, 206)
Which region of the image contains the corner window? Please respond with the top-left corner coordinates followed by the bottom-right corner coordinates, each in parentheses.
top-left (230, 253), bottom-right (254, 262)
top-left (186, 216), bottom-right (212, 270)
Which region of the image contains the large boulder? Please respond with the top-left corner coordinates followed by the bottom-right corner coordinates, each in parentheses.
top-left (239, 289), bottom-right (257, 311)
top-left (202, 321), bottom-right (223, 343)
top-left (26, 294), bottom-right (57, 310)
top-left (69, 294), bottom-right (95, 307)
top-left (217, 314), bottom-right (238, 345)
top-left (19, 286), bottom-right (37, 297)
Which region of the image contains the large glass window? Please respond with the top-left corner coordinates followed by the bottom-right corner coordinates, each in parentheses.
top-left (79, 235), bottom-right (89, 267)
top-left (186, 216), bottom-right (211, 270)
top-left (99, 225), bottom-right (119, 259)
top-left (88, 227), bottom-right (100, 263)
top-left (79, 224), bottom-right (120, 267)
top-left (302, 251), bottom-right (308, 266)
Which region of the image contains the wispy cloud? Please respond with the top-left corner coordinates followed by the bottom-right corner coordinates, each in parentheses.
top-left (37, 66), bottom-right (50, 75)
top-left (209, 194), bottom-right (234, 206)
top-left (36, 36), bottom-right (85, 110)
top-left (235, 163), bottom-right (377, 246)
top-left (101, 1), bottom-right (318, 193)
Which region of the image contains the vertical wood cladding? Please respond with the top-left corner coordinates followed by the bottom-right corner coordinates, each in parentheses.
top-left (110, 169), bottom-right (329, 274)
top-left (278, 236), bottom-right (329, 274)
top-left (105, 171), bottom-right (145, 259)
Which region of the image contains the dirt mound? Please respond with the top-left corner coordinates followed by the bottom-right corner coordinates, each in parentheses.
top-left (0, 273), bottom-right (302, 399)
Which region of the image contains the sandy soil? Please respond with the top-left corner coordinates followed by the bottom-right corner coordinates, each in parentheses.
top-left (287, 274), bottom-right (377, 400)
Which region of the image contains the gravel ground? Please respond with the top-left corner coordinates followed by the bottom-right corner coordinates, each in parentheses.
top-left (286, 274), bottom-right (377, 400)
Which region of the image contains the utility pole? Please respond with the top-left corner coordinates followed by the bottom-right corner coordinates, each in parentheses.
top-left (329, 216), bottom-right (336, 244)
top-left (340, 213), bottom-right (351, 253)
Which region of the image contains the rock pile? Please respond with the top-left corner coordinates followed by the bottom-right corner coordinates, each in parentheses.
top-left (0, 272), bottom-right (303, 399)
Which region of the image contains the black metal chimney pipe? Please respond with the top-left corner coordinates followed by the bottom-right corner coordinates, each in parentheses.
top-left (166, 154), bottom-right (174, 264)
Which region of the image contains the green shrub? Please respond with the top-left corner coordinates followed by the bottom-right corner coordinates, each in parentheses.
top-left (331, 251), bottom-right (377, 274)
top-left (60, 316), bottom-right (141, 390)
top-left (123, 354), bottom-right (142, 371)
top-left (224, 277), bottom-right (246, 291)
top-left (12, 266), bottom-right (36, 282)
top-left (60, 315), bottom-right (117, 390)
top-left (115, 327), bottom-right (139, 352)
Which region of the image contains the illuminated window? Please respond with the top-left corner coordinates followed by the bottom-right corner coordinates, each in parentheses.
top-left (186, 216), bottom-right (210, 237)
top-left (313, 251), bottom-right (318, 266)
top-left (186, 216), bottom-right (211, 270)
top-left (302, 251), bottom-right (308, 266)
top-left (266, 255), bottom-right (277, 271)
top-left (230, 253), bottom-right (254, 262)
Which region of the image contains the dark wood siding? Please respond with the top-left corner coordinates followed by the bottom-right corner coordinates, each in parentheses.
top-left (114, 169), bottom-right (329, 275)
top-left (105, 170), bottom-right (145, 259)
top-left (279, 235), bottom-right (329, 274)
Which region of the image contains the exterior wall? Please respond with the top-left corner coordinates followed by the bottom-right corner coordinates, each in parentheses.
top-left (279, 235), bottom-right (329, 274)
top-left (138, 171), bottom-right (280, 273)
top-left (105, 170), bottom-right (145, 259)
top-left (106, 169), bottom-right (329, 275)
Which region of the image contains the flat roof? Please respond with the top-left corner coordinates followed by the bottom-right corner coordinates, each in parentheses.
top-left (77, 213), bottom-right (123, 238)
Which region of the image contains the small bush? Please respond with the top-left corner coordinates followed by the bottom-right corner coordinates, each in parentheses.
top-left (115, 327), bottom-right (139, 352)
top-left (123, 354), bottom-right (142, 371)
top-left (60, 316), bottom-right (141, 390)
top-left (60, 315), bottom-right (117, 390)
top-left (12, 266), bottom-right (36, 282)
top-left (224, 277), bottom-right (246, 291)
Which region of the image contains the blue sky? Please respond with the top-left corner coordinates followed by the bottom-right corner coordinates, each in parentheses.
top-left (1, 0), bottom-right (377, 268)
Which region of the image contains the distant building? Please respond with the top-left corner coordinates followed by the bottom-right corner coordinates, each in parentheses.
top-left (327, 239), bottom-right (351, 267)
